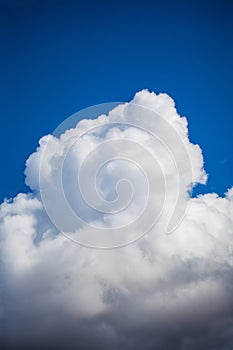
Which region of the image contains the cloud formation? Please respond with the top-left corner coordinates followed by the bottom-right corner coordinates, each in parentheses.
top-left (1, 90), bottom-right (233, 350)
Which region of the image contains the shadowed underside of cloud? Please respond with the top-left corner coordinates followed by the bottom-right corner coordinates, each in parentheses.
top-left (1, 90), bottom-right (233, 350)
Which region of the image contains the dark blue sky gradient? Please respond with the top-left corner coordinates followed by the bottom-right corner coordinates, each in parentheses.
top-left (0, 0), bottom-right (233, 200)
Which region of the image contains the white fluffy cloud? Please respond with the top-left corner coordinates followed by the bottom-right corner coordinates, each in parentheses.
top-left (1, 90), bottom-right (233, 350)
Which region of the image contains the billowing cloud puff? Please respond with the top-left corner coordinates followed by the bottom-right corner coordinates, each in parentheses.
top-left (1, 90), bottom-right (233, 350)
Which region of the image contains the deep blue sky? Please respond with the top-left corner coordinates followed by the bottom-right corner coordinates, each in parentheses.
top-left (0, 0), bottom-right (232, 201)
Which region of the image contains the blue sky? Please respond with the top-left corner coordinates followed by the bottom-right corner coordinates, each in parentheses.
top-left (0, 0), bottom-right (232, 201)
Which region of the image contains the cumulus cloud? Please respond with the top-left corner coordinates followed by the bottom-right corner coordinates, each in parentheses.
top-left (1, 90), bottom-right (233, 350)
